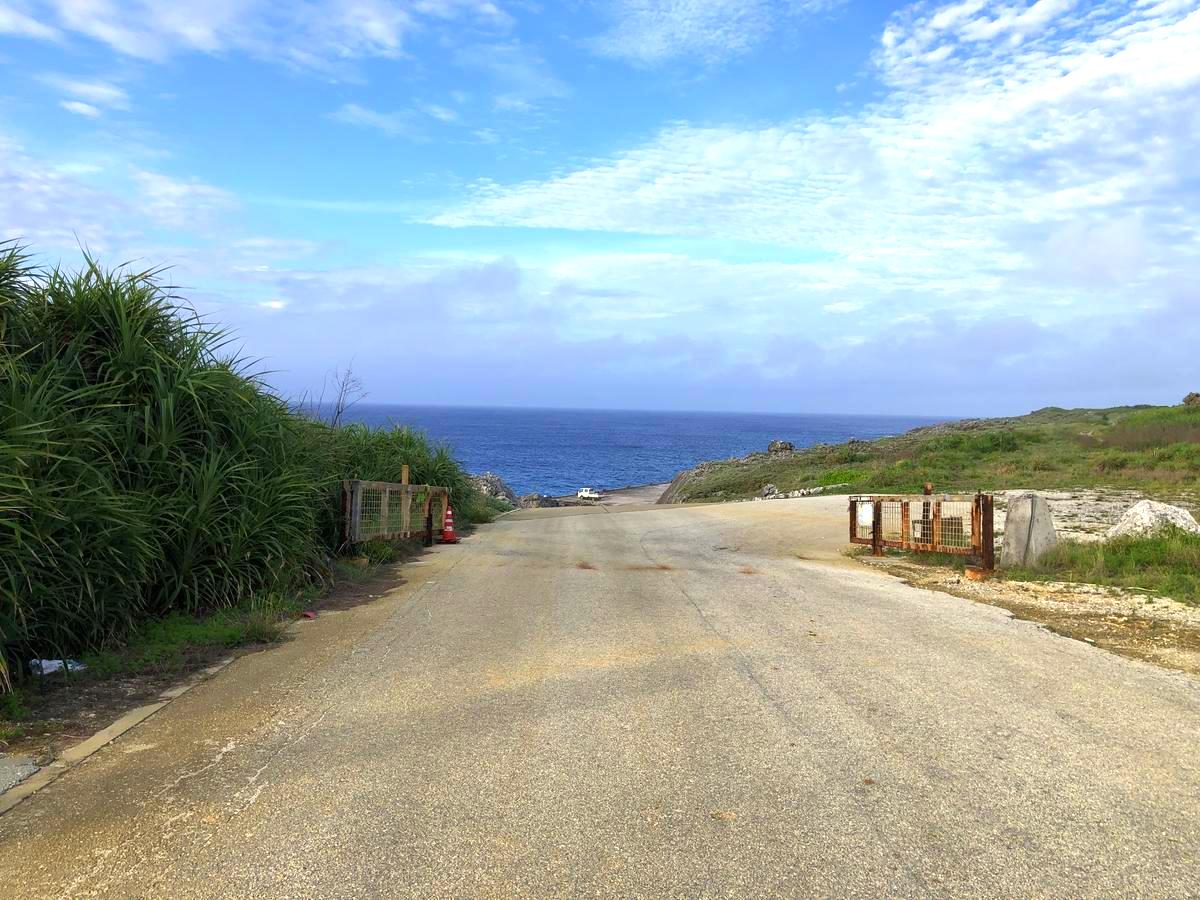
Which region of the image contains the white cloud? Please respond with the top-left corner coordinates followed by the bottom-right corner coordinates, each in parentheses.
top-left (823, 300), bottom-right (863, 314)
top-left (203, 249), bottom-right (1200, 414)
top-left (6, 1), bottom-right (513, 71)
top-left (130, 169), bottom-right (238, 228)
top-left (47, 76), bottom-right (129, 107)
top-left (329, 103), bottom-right (421, 138)
top-left (455, 42), bottom-right (569, 112)
top-left (433, 1), bottom-right (1200, 325)
top-left (590, 0), bottom-right (845, 66)
top-left (0, 1), bottom-right (58, 39)
top-left (420, 103), bottom-right (459, 123)
top-left (59, 99), bottom-right (100, 117)
top-left (41, 74), bottom-right (130, 116)
top-left (44, 0), bottom-right (252, 60)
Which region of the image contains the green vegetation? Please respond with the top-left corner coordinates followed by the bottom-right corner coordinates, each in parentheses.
top-left (81, 592), bottom-right (304, 680)
top-left (670, 404), bottom-right (1200, 502)
top-left (0, 244), bottom-right (484, 692)
top-left (1003, 528), bottom-right (1200, 605)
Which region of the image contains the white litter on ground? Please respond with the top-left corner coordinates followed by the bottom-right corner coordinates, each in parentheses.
top-left (29, 658), bottom-right (87, 676)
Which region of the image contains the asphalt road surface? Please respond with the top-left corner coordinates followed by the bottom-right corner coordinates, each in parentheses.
top-left (2, 499), bottom-right (1199, 898)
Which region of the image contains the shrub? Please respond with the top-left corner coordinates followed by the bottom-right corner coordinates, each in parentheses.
top-left (0, 244), bottom-right (482, 686)
top-left (1104, 405), bottom-right (1200, 450)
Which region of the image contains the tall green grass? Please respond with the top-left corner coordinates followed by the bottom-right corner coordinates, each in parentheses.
top-left (1003, 528), bottom-right (1200, 605)
top-left (0, 244), bottom-right (481, 689)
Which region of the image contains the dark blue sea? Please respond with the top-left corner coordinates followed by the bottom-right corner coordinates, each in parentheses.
top-left (339, 405), bottom-right (948, 497)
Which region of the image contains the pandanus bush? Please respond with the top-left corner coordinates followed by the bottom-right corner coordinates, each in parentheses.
top-left (0, 243), bottom-right (481, 688)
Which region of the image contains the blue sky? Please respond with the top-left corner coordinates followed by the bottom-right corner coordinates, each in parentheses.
top-left (1, 0), bottom-right (1198, 415)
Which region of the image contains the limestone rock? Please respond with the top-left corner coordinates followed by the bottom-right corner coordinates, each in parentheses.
top-left (470, 471), bottom-right (516, 505)
top-left (767, 440), bottom-right (795, 454)
top-left (1184, 392), bottom-right (1200, 406)
top-left (519, 493), bottom-right (559, 509)
top-left (1000, 493), bottom-right (1058, 568)
top-left (761, 483), bottom-right (779, 498)
top-left (1106, 500), bottom-right (1200, 539)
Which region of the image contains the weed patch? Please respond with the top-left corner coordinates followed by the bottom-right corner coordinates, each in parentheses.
top-left (1003, 528), bottom-right (1200, 605)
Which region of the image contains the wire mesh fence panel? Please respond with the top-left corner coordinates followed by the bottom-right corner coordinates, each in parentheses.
top-left (881, 501), bottom-right (903, 543)
top-left (939, 500), bottom-right (974, 551)
top-left (911, 500), bottom-right (934, 545)
top-left (359, 486), bottom-right (384, 541)
top-left (849, 493), bottom-right (991, 566)
top-left (385, 486), bottom-right (405, 535)
top-left (851, 499), bottom-right (874, 542)
top-left (344, 481), bottom-right (449, 543)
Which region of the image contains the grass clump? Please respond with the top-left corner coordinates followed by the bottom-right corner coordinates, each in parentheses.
top-left (671, 402), bottom-right (1200, 503)
top-left (1003, 528), bottom-right (1200, 605)
top-left (82, 592), bottom-right (301, 679)
top-left (0, 243), bottom-right (485, 691)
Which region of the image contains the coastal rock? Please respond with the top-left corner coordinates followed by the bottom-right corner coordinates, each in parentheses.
top-left (1000, 493), bottom-right (1058, 568)
top-left (1107, 500), bottom-right (1200, 539)
top-left (767, 440), bottom-right (795, 454)
top-left (760, 483), bottom-right (851, 501)
top-left (1184, 392), bottom-right (1200, 407)
top-left (471, 471), bottom-right (516, 506)
top-left (519, 493), bottom-right (560, 509)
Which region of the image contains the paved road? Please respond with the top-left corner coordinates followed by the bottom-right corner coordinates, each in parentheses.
top-left (3, 499), bottom-right (1199, 897)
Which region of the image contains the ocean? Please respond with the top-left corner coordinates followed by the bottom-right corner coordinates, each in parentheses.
top-left (339, 405), bottom-right (948, 498)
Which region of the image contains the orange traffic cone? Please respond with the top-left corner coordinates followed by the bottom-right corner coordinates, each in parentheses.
top-left (439, 505), bottom-right (461, 544)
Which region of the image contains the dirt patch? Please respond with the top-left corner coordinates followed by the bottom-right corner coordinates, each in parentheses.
top-left (575, 561), bottom-right (598, 570)
top-left (3, 663), bottom-right (215, 764)
top-left (624, 563), bottom-right (674, 572)
top-left (871, 557), bottom-right (1200, 677)
top-left (1, 559), bottom-right (416, 763)
top-left (738, 565), bottom-right (760, 576)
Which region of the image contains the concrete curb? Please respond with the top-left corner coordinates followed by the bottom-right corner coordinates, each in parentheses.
top-left (0, 656), bottom-right (235, 818)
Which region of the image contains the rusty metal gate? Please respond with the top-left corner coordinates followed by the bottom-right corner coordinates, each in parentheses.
top-left (850, 492), bottom-right (995, 570)
top-left (340, 480), bottom-right (450, 547)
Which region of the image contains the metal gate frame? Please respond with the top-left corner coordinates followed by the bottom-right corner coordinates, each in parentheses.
top-left (850, 492), bottom-right (995, 571)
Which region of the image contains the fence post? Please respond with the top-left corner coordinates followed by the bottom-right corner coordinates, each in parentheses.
top-left (348, 481), bottom-right (363, 545)
top-left (871, 500), bottom-right (883, 557)
top-left (849, 498), bottom-right (857, 543)
top-left (340, 480), bottom-right (351, 549)
top-left (901, 501), bottom-right (911, 550)
top-left (981, 494), bottom-right (996, 572)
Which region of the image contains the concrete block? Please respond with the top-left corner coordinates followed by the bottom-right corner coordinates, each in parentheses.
top-left (0, 754), bottom-right (38, 794)
top-left (1001, 492), bottom-right (1058, 568)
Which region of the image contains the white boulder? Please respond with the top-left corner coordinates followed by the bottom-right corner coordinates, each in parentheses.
top-left (1106, 500), bottom-right (1200, 540)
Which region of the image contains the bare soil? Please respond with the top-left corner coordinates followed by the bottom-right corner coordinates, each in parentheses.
top-left (1, 561), bottom-right (415, 763)
top-left (871, 556), bottom-right (1200, 677)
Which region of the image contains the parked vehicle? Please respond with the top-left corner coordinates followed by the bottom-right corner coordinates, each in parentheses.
top-left (577, 487), bottom-right (602, 501)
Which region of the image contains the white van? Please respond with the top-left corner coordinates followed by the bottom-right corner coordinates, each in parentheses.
top-left (577, 487), bottom-right (602, 501)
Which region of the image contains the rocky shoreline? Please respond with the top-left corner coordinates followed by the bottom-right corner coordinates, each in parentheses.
top-left (471, 472), bottom-right (672, 510)
top-left (658, 438), bottom-right (810, 503)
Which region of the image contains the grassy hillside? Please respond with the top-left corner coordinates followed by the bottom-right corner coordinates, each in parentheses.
top-left (0, 244), bottom-right (488, 691)
top-left (665, 404), bottom-right (1200, 503)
